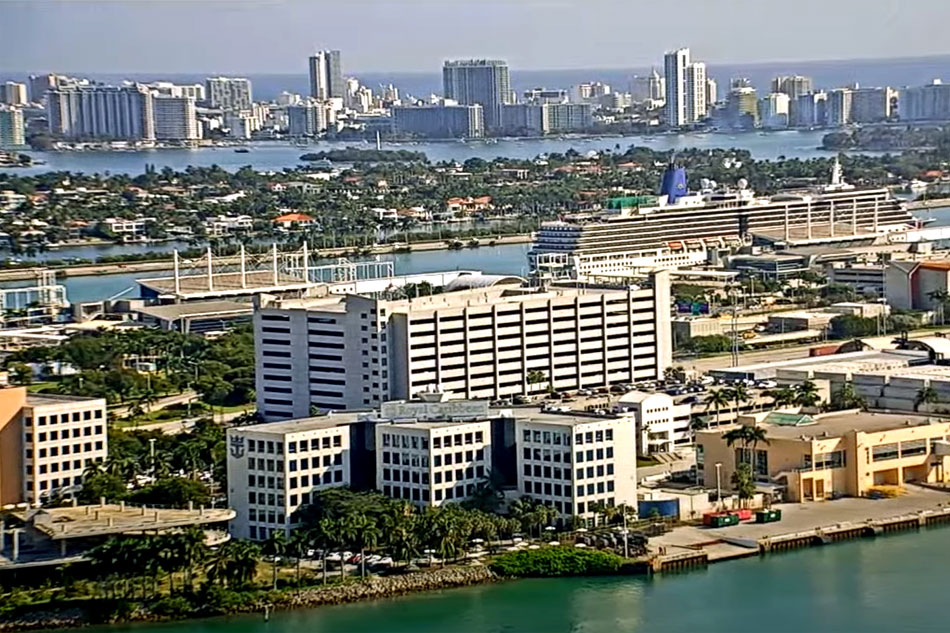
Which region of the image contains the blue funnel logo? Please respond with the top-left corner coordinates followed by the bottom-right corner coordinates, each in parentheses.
top-left (660, 165), bottom-right (688, 203)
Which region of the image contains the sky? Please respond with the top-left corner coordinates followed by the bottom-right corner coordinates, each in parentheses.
top-left (0, 0), bottom-right (946, 75)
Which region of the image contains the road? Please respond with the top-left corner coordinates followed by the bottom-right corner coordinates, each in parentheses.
top-left (130, 408), bottom-right (253, 434)
top-left (112, 390), bottom-right (198, 418)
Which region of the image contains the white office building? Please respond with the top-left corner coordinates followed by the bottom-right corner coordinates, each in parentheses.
top-left (761, 92), bottom-right (791, 128)
top-left (617, 391), bottom-right (692, 454)
top-left (0, 106), bottom-right (25, 148)
top-left (0, 82), bottom-right (28, 106)
top-left (686, 61), bottom-right (707, 122)
top-left (664, 48), bottom-right (708, 127)
top-left (46, 84), bottom-right (155, 141)
top-left (23, 394), bottom-right (108, 504)
top-left (516, 413), bottom-right (637, 523)
top-left (308, 50), bottom-right (344, 100)
top-left (376, 399), bottom-right (492, 507)
top-left (254, 273), bottom-right (672, 420)
top-left (226, 417), bottom-right (351, 540)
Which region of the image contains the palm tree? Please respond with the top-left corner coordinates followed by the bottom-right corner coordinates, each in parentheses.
top-left (287, 528), bottom-right (310, 587)
top-left (263, 530), bottom-right (287, 590)
top-left (526, 369), bottom-right (547, 394)
top-left (343, 515), bottom-right (381, 579)
top-left (793, 380), bottom-right (821, 408)
top-left (704, 389), bottom-right (731, 427)
top-left (831, 382), bottom-right (865, 411)
top-left (915, 386), bottom-right (939, 412)
top-left (928, 289), bottom-right (950, 325)
top-left (730, 383), bottom-right (751, 413)
top-left (767, 386), bottom-right (797, 408)
top-left (208, 539), bottom-right (261, 588)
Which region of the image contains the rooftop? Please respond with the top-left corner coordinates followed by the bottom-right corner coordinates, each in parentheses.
top-left (230, 414), bottom-right (361, 436)
top-left (759, 410), bottom-right (948, 440)
top-left (135, 299), bottom-right (252, 322)
top-left (26, 393), bottom-right (103, 406)
top-left (11, 503), bottom-right (235, 540)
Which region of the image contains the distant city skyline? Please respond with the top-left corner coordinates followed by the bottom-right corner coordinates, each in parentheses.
top-left (0, 0), bottom-right (945, 75)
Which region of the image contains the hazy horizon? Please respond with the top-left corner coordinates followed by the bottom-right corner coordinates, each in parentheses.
top-left (0, 0), bottom-right (944, 75)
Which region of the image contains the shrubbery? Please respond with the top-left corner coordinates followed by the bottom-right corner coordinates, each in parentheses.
top-left (489, 547), bottom-right (624, 577)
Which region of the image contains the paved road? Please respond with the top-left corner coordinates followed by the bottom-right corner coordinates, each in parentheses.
top-left (113, 390), bottom-right (198, 418)
top-left (131, 408), bottom-right (253, 434)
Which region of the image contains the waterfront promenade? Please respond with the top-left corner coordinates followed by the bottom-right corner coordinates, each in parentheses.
top-left (651, 485), bottom-right (950, 565)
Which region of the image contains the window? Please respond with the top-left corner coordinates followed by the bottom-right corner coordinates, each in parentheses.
top-left (872, 443), bottom-right (899, 462)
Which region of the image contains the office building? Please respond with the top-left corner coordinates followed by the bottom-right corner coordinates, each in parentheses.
top-left (254, 274), bottom-right (672, 419)
top-left (900, 80), bottom-right (950, 121)
top-left (28, 73), bottom-right (88, 104)
top-left (0, 82), bottom-right (27, 106)
top-left (0, 106), bottom-right (26, 148)
top-left (442, 59), bottom-right (511, 131)
top-left (516, 412), bottom-right (637, 523)
top-left (22, 393), bottom-right (108, 504)
top-left (618, 391), bottom-right (692, 454)
top-left (287, 99), bottom-right (331, 137)
top-left (524, 88), bottom-right (569, 105)
top-left (685, 61), bottom-right (707, 122)
top-left (723, 86), bottom-right (759, 129)
top-left (771, 75), bottom-right (814, 100)
top-left (226, 416), bottom-right (351, 540)
top-left (791, 91), bottom-right (828, 127)
top-left (826, 264), bottom-right (886, 295)
top-left (827, 88), bottom-right (853, 126)
top-left (760, 92), bottom-right (791, 128)
top-left (697, 410), bottom-right (950, 502)
top-left (205, 77), bottom-right (253, 112)
top-left (850, 87), bottom-right (896, 124)
top-left (377, 408), bottom-right (491, 508)
top-left (46, 84), bottom-right (155, 141)
top-left (308, 50), bottom-right (344, 100)
top-left (152, 95), bottom-right (199, 141)
top-left (392, 103), bottom-right (484, 138)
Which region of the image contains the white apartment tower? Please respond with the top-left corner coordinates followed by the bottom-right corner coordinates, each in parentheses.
top-left (309, 50), bottom-right (344, 100)
top-left (152, 95), bottom-right (200, 140)
top-left (205, 77), bottom-right (253, 112)
top-left (686, 61), bottom-right (707, 122)
top-left (664, 48), bottom-right (708, 127)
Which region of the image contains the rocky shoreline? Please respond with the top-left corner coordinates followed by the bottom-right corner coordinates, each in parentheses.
top-left (0, 566), bottom-right (498, 632)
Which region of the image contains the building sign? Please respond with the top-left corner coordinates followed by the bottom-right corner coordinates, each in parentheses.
top-left (229, 435), bottom-right (246, 459)
top-left (381, 400), bottom-right (489, 421)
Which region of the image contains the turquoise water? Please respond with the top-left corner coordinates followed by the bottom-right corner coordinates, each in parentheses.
top-left (100, 526), bottom-right (950, 633)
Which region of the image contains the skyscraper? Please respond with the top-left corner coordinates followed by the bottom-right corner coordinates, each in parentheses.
top-left (308, 50), bottom-right (344, 100)
top-left (46, 84), bottom-right (155, 140)
top-left (0, 106), bottom-right (26, 148)
top-left (686, 61), bottom-right (707, 122)
top-left (664, 48), bottom-right (690, 127)
top-left (442, 59), bottom-right (511, 131)
top-left (204, 77), bottom-right (253, 112)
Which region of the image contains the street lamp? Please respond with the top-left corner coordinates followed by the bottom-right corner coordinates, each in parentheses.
top-left (715, 462), bottom-right (723, 510)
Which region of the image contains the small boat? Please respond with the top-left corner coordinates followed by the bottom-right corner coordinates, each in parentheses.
top-left (234, 147), bottom-right (250, 153)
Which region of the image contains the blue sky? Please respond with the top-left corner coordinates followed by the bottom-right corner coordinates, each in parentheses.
top-left (0, 0), bottom-right (943, 74)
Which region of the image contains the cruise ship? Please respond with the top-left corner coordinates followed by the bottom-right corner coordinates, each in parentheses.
top-left (529, 160), bottom-right (917, 280)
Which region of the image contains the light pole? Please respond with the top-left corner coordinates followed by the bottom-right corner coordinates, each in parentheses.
top-left (715, 462), bottom-right (723, 510)
top-left (149, 438), bottom-right (156, 478)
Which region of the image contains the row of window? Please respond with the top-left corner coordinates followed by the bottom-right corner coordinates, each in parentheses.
top-left (24, 409), bottom-right (103, 426)
top-left (27, 442), bottom-right (103, 459)
top-left (382, 449), bottom-right (485, 467)
top-left (30, 426), bottom-right (103, 442)
top-left (522, 430), bottom-right (573, 446)
top-left (28, 476), bottom-right (81, 492)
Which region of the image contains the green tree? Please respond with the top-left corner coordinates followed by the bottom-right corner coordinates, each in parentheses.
top-left (793, 380), bottom-right (821, 408)
top-left (704, 388), bottom-right (731, 427)
top-left (263, 530), bottom-right (287, 590)
top-left (830, 382), bottom-right (866, 410)
top-left (915, 385), bottom-right (939, 412)
top-left (731, 463), bottom-right (756, 508)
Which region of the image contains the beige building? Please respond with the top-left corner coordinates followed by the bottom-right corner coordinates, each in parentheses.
top-left (226, 417), bottom-right (351, 540)
top-left (516, 413), bottom-right (637, 524)
top-left (618, 391), bottom-right (692, 454)
top-left (255, 274), bottom-right (671, 419)
top-left (697, 410), bottom-right (950, 502)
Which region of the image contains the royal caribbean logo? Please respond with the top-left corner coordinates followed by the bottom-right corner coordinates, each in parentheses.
top-left (229, 435), bottom-right (246, 459)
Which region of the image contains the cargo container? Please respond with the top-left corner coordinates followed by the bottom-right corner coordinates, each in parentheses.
top-left (809, 344), bottom-right (840, 357)
top-left (755, 509), bottom-right (782, 523)
top-left (733, 508), bottom-right (753, 521)
top-left (708, 513), bottom-right (740, 528)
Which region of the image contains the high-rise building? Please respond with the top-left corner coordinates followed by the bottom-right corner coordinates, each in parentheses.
top-left (501, 103), bottom-right (592, 135)
top-left (850, 86), bottom-right (896, 123)
top-left (152, 95), bottom-right (200, 140)
top-left (771, 75), bottom-right (814, 101)
top-left (253, 276), bottom-right (671, 420)
top-left (523, 88), bottom-right (569, 105)
top-left (287, 99), bottom-right (331, 136)
top-left (28, 74), bottom-right (89, 104)
top-left (705, 77), bottom-right (718, 106)
top-left (900, 80), bottom-right (950, 121)
top-left (686, 61), bottom-right (707, 122)
top-left (46, 84), bottom-right (155, 140)
top-left (442, 59), bottom-right (511, 131)
top-left (664, 48), bottom-right (690, 127)
top-left (827, 88), bottom-right (853, 126)
top-left (0, 106), bottom-right (26, 148)
top-left (723, 86), bottom-right (759, 129)
top-left (664, 48), bottom-right (707, 126)
top-left (391, 103), bottom-right (484, 138)
top-left (791, 91), bottom-right (828, 127)
top-left (308, 50), bottom-right (344, 100)
top-left (0, 82), bottom-right (28, 106)
top-left (760, 92), bottom-right (791, 128)
top-left (205, 77), bottom-right (253, 112)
